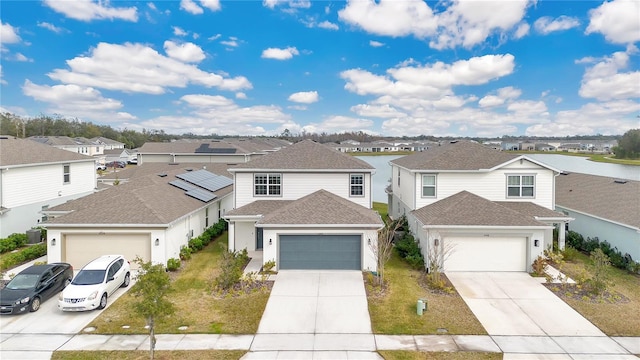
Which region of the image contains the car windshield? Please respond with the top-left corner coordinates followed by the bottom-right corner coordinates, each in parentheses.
top-left (6, 274), bottom-right (40, 290)
top-left (72, 270), bottom-right (105, 285)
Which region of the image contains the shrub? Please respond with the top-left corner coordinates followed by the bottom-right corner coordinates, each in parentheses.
top-left (0, 233), bottom-right (29, 254)
top-left (531, 255), bottom-right (547, 276)
top-left (188, 237), bottom-right (203, 252)
top-left (166, 258), bottom-right (181, 271)
top-left (0, 243), bottom-right (47, 271)
top-left (583, 237), bottom-right (600, 253)
top-left (561, 246), bottom-right (580, 262)
top-left (586, 248), bottom-right (612, 296)
top-left (262, 260), bottom-right (276, 273)
top-left (214, 250), bottom-right (244, 290)
top-left (566, 231), bottom-right (584, 250)
top-left (179, 246), bottom-right (192, 261)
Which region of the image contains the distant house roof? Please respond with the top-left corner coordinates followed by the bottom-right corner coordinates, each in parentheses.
top-left (29, 136), bottom-right (97, 147)
top-left (412, 191), bottom-right (548, 227)
top-left (229, 139), bottom-right (374, 171)
top-left (556, 172), bottom-right (640, 229)
top-left (226, 189), bottom-right (383, 227)
top-left (46, 165), bottom-right (232, 226)
top-left (0, 136), bottom-right (94, 167)
top-left (137, 138), bottom-right (289, 155)
top-left (90, 137), bottom-right (125, 146)
top-left (391, 140), bottom-right (519, 171)
top-left (99, 162), bottom-right (233, 181)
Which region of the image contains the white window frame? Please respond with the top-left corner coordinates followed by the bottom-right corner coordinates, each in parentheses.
top-left (350, 173), bottom-right (364, 197)
top-left (506, 174), bottom-right (535, 198)
top-left (421, 174), bottom-right (436, 198)
top-left (63, 164), bottom-right (70, 184)
top-left (254, 173), bottom-right (282, 197)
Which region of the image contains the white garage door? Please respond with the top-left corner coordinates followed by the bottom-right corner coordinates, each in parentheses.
top-left (444, 236), bottom-right (527, 272)
top-left (64, 234), bottom-right (151, 269)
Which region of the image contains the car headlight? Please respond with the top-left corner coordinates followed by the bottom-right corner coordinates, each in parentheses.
top-left (58, 293), bottom-right (64, 301)
top-left (87, 291), bottom-right (98, 300)
top-left (15, 297), bottom-right (29, 305)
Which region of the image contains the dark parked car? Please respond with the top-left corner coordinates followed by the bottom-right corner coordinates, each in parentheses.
top-left (0, 263), bottom-right (74, 314)
top-left (106, 161), bottom-right (126, 168)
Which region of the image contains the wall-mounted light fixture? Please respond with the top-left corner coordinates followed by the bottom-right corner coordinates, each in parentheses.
top-left (367, 238), bottom-right (371, 245)
top-left (434, 238), bottom-right (439, 246)
top-left (51, 238), bottom-right (56, 246)
top-left (155, 238), bottom-right (160, 246)
top-left (269, 239), bottom-right (272, 245)
top-left (534, 239), bottom-right (539, 247)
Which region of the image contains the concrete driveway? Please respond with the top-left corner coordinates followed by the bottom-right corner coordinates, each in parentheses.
top-left (257, 270), bottom-right (372, 334)
top-left (447, 272), bottom-right (605, 336)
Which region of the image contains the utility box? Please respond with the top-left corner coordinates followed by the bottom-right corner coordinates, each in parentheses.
top-left (26, 229), bottom-right (42, 244)
top-left (417, 299), bottom-right (427, 316)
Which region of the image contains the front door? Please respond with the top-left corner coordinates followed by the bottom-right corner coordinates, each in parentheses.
top-left (256, 228), bottom-right (263, 250)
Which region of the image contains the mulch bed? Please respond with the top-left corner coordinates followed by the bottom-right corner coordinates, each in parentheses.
top-left (543, 283), bottom-right (630, 304)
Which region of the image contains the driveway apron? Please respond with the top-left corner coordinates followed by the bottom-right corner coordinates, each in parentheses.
top-left (447, 272), bottom-right (604, 336)
top-left (257, 270), bottom-right (372, 334)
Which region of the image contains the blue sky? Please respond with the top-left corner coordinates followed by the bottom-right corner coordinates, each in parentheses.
top-left (1, 0), bottom-right (639, 137)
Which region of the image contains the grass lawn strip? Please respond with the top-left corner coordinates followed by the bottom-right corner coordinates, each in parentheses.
top-left (367, 251), bottom-right (486, 335)
top-left (51, 350), bottom-right (246, 360)
top-left (548, 252), bottom-right (640, 336)
top-left (378, 351), bottom-right (501, 360)
top-left (87, 233), bottom-right (270, 334)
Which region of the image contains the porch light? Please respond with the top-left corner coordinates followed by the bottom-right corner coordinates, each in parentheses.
top-left (367, 238), bottom-right (371, 245)
top-left (51, 238), bottom-right (56, 246)
top-left (434, 238), bottom-right (439, 246)
top-left (534, 239), bottom-right (540, 247)
top-left (155, 238), bottom-right (160, 246)
top-left (269, 239), bottom-right (272, 245)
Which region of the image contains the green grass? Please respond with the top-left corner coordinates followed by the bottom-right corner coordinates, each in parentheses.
top-left (367, 252), bottom-right (486, 335)
top-left (509, 150), bottom-right (640, 166)
top-left (87, 233), bottom-right (271, 334)
top-left (379, 351), bottom-right (501, 360)
top-left (373, 201), bottom-right (389, 223)
top-left (52, 350), bottom-right (246, 360)
top-left (552, 252), bottom-right (640, 336)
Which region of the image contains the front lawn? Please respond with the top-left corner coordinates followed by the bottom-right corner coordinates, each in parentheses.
top-left (373, 201), bottom-right (389, 223)
top-left (367, 252), bottom-right (486, 335)
top-left (378, 351), bottom-right (501, 360)
top-left (548, 252), bottom-right (640, 336)
top-left (52, 350), bottom-right (245, 360)
top-left (87, 233), bottom-right (271, 334)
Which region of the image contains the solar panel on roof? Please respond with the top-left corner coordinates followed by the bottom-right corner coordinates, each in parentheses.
top-left (169, 179), bottom-right (198, 191)
top-left (176, 170), bottom-right (233, 193)
top-left (198, 176), bottom-right (233, 192)
top-left (176, 169), bottom-right (211, 184)
top-left (194, 144), bottom-right (237, 154)
top-left (186, 188), bottom-right (217, 202)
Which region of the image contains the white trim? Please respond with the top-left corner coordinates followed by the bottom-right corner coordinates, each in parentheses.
top-left (258, 224), bottom-right (384, 229)
top-left (229, 168), bottom-right (375, 174)
top-left (422, 225), bottom-right (553, 230)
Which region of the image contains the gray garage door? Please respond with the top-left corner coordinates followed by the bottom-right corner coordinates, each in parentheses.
top-left (279, 235), bottom-right (362, 270)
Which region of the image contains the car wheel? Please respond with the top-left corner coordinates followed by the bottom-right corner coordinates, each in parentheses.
top-left (97, 293), bottom-right (107, 310)
top-left (121, 272), bottom-right (130, 288)
top-left (30, 297), bottom-right (41, 312)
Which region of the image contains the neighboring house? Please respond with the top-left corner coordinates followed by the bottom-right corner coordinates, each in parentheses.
top-left (224, 140), bottom-right (384, 271)
top-left (44, 163), bottom-right (234, 269)
top-left (90, 137), bottom-right (126, 150)
top-left (388, 140), bottom-right (571, 272)
top-left (0, 136), bottom-right (97, 238)
top-left (29, 136), bottom-right (104, 156)
top-left (556, 172), bottom-right (640, 261)
top-left (137, 138), bottom-right (290, 164)
top-left (103, 149), bottom-right (134, 163)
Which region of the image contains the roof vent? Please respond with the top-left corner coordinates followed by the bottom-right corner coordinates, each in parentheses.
top-left (560, 171), bottom-right (570, 175)
top-left (158, 173), bottom-right (167, 177)
top-left (614, 179), bottom-right (628, 184)
top-left (450, 140), bottom-right (458, 144)
top-left (185, 168), bottom-right (193, 172)
top-left (168, 162), bottom-right (179, 165)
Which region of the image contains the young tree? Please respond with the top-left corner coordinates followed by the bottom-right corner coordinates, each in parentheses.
top-left (370, 218), bottom-right (403, 289)
top-left (426, 236), bottom-right (456, 289)
top-left (588, 248), bottom-right (612, 296)
top-left (131, 258), bottom-right (175, 360)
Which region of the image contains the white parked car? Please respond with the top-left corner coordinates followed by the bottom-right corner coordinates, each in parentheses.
top-left (58, 255), bottom-right (130, 312)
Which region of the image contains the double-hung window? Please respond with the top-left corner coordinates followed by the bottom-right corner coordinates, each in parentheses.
top-left (63, 164), bottom-right (70, 184)
top-left (421, 174), bottom-right (436, 197)
top-left (254, 173), bottom-right (281, 196)
top-left (507, 175), bottom-right (535, 198)
top-left (350, 174), bottom-right (364, 197)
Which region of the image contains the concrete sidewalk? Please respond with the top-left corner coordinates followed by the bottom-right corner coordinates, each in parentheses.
top-left (1, 333), bottom-right (638, 359)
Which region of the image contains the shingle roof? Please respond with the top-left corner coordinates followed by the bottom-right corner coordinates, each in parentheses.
top-left (46, 166), bottom-right (232, 225)
top-left (230, 140), bottom-right (374, 171)
top-left (257, 189), bottom-right (383, 226)
top-left (137, 138), bottom-right (289, 155)
top-left (497, 201), bottom-right (570, 219)
top-left (556, 172), bottom-right (640, 229)
top-left (225, 200), bottom-right (293, 217)
top-left (0, 136), bottom-right (94, 167)
top-left (391, 140), bottom-right (518, 171)
top-left (99, 163), bottom-right (233, 180)
top-left (412, 191), bottom-right (547, 227)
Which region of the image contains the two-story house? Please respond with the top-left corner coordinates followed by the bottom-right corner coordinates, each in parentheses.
top-left (224, 140), bottom-right (384, 271)
top-left (0, 136), bottom-right (97, 238)
top-left (388, 140), bottom-right (571, 272)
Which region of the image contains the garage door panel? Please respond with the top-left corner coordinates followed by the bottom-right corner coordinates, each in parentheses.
top-left (64, 234), bottom-right (151, 269)
top-left (280, 235), bottom-right (361, 270)
top-left (444, 237), bottom-right (526, 272)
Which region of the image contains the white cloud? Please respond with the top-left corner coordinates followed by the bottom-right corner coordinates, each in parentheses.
top-left (43, 0), bottom-right (138, 22)
top-left (586, 0), bottom-right (640, 44)
top-left (221, 39), bottom-right (239, 48)
top-left (513, 22), bottom-right (530, 39)
top-left (235, 92), bottom-right (247, 99)
top-left (163, 41), bottom-right (206, 63)
top-left (22, 80), bottom-right (136, 122)
top-left (288, 105), bottom-right (307, 110)
top-left (208, 34), bottom-right (221, 41)
top-left (478, 86), bottom-right (522, 107)
top-left (47, 42), bottom-right (252, 94)
top-left (578, 50), bottom-right (640, 101)
top-left (180, 0), bottom-right (203, 14)
top-left (147, 3), bottom-right (158, 11)
top-left (14, 53), bottom-right (33, 62)
top-left (0, 64), bottom-right (6, 85)
top-left (37, 22), bottom-right (65, 34)
top-left (302, 116), bottom-right (375, 134)
top-left (318, 21), bottom-right (339, 30)
top-left (369, 40), bottom-right (385, 47)
top-left (199, 0), bottom-right (221, 11)
top-left (350, 104), bottom-right (406, 118)
top-left (263, 0), bottom-right (278, 9)
top-left (261, 46), bottom-right (300, 60)
top-left (173, 26), bottom-right (188, 36)
top-left (1, 22), bottom-right (21, 44)
top-left (507, 100), bottom-right (548, 115)
top-left (288, 91), bottom-right (319, 104)
top-left (534, 16), bottom-right (580, 34)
